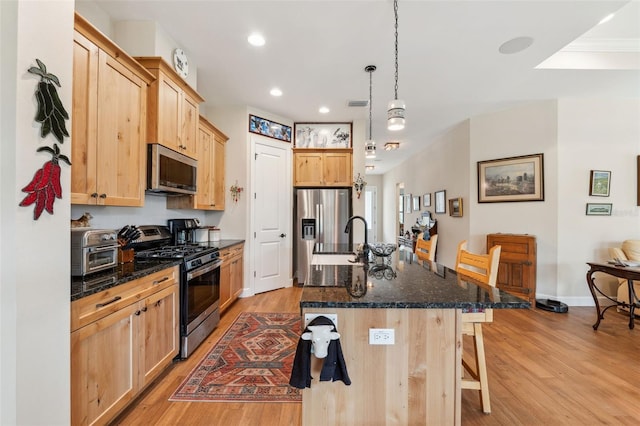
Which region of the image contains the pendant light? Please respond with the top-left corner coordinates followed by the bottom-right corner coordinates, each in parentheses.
top-left (387, 0), bottom-right (405, 131)
top-left (365, 65), bottom-right (377, 159)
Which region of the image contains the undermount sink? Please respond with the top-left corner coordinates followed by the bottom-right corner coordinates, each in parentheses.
top-left (310, 253), bottom-right (363, 266)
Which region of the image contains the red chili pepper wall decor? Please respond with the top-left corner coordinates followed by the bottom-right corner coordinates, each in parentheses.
top-left (19, 59), bottom-right (71, 220)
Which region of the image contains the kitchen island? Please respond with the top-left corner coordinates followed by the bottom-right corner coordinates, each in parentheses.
top-left (299, 247), bottom-right (529, 425)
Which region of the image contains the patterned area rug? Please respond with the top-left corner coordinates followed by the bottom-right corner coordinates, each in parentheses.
top-left (170, 312), bottom-right (302, 402)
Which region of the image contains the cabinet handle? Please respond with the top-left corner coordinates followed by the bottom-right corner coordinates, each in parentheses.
top-left (155, 300), bottom-right (162, 307)
top-left (135, 310), bottom-right (141, 316)
top-left (141, 306), bottom-right (147, 312)
top-left (153, 276), bottom-right (170, 285)
top-left (99, 193), bottom-right (107, 199)
top-left (96, 296), bottom-right (121, 308)
top-left (91, 193), bottom-right (98, 198)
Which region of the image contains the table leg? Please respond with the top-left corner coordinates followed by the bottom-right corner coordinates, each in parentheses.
top-left (628, 279), bottom-right (637, 330)
top-left (586, 269), bottom-right (603, 330)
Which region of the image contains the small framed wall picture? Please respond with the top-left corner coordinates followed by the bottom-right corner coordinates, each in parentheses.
top-left (589, 170), bottom-right (611, 197)
top-left (423, 193), bottom-right (431, 207)
top-left (586, 203), bottom-right (612, 216)
top-left (435, 190), bottom-right (446, 214)
top-left (413, 195), bottom-right (421, 211)
top-left (449, 197), bottom-right (463, 217)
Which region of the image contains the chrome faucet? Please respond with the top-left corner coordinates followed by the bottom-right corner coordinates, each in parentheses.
top-left (344, 215), bottom-right (369, 259)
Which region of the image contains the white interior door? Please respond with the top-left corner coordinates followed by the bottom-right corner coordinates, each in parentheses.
top-left (252, 139), bottom-right (291, 294)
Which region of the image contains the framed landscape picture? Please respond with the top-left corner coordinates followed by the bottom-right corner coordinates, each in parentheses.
top-left (449, 197), bottom-right (463, 217)
top-left (589, 170), bottom-right (611, 197)
top-left (293, 122), bottom-right (352, 148)
top-left (586, 203), bottom-right (612, 216)
top-left (477, 153), bottom-right (544, 203)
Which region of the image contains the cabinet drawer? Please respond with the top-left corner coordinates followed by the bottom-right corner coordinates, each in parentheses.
top-left (219, 244), bottom-right (243, 262)
top-left (71, 266), bottom-right (179, 332)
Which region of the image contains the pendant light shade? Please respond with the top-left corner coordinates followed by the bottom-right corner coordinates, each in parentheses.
top-left (387, 99), bottom-right (405, 131)
top-left (387, 0), bottom-right (405, 131)
top-left (365, 65), bottom-right (377, 159)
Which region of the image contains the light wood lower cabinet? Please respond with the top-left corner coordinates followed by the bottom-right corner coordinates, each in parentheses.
top-left (71, 267), bottom-right (179, 426)
top-left (293, 148), bottom-right (352, 187)
top-left (219, 243), bottom-right (244, 313)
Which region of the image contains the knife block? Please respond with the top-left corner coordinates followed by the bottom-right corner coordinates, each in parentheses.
top-left (118, 248), bottom-right (134, 264)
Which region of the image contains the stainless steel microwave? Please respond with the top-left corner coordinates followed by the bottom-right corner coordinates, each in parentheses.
top-left (147, 144), bottom-right (197, 195)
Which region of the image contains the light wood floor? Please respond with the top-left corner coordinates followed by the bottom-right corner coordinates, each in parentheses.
top-left (113, 287), bottom-right (640, 425)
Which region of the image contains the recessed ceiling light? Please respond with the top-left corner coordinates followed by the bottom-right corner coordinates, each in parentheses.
top-left (270, 88), bottom-right (282, 97)
top-left (319, 106), bottom-right (330, 114)
top-left (499, 36), bottom-right (534, 54)
top-left (365, 165), bottom-right (375, 171)
top-left (248, 33), bottom-right (265, 47)
top-left (598, 13), bottom-right (615, 25)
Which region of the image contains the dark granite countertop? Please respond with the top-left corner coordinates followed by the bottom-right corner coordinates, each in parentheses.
top-left (71, 259), bottom-right (181, 301)
top-left (70, 239), bottom-right (245, 301)
top-left (301, 247), bottom-right (530, 310)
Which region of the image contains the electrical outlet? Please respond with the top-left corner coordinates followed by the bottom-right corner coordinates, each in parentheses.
top-left (304, 313), bottom-right (338, 328)
top-left (369, 328), bottom-right (395, 345)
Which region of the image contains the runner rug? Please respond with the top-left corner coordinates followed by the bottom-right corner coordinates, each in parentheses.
top-left (170, 312), bottom-right (302, 403)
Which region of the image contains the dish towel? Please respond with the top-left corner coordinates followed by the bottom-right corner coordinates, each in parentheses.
top-left (289, 315), bottom-right (351, 389)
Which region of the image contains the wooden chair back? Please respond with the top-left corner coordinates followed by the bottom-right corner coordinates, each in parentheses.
top-left (455, 240), bottom-right (501, 288)
top-left (415, 233), bottom-right (438, 262)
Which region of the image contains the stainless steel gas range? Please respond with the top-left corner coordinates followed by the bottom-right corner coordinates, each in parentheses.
top-left (133, 222), bottom-right (221, 359)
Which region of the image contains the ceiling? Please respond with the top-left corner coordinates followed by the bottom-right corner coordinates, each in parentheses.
top-left (85, 0), bottom-right (640, 175)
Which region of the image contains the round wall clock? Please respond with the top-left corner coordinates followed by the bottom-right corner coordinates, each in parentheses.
top-left (172, 48), bottom-right (189, 78)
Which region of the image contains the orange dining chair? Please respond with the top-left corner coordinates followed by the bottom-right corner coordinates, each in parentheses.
top-left (455, 240), bottom-right (501, 414)
top-left (414, 233), bottom-right (438, 263)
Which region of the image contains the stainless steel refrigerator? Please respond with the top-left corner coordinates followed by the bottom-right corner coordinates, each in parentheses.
top-left (294, 188), bottom-right (352, 284)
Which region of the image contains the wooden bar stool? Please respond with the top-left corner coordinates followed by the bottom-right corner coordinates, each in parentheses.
top-left (455, 240), bottom-right (501, 414)
top-left (414, 233), bottom-right (438, 262)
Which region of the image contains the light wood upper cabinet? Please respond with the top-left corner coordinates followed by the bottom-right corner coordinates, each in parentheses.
top-left (134, 57), bottom-right (204, 159)
top-left (166, 115), bottom-right (228, 210)
top-left (71, 267), bottom-right (179, 426)
top-left (293, 148), bottom-right (352, 187)
top-left (71, 14), bottom-right (154, 206)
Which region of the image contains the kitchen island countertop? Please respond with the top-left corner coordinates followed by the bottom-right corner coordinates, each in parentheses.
top-left (302, 245), bottom-right (530, 310)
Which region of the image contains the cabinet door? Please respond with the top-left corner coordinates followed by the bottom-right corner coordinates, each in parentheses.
top-left (324, 152), bottom-right (352, 186)
top-left (71, 31), bottom-right (99, 204)
top-left (212, 135), bottom-right (226, 210)
top-left (156, 73), bottom-right (182, 152)
top-left (139, 284), bottom-right (179, 387)
top-left (195, 125), bottom-right (214, 209)
top-left (294, 152), bottom-right (324, 186)
top-left (95, 51), bottom-right (147, 206)
top-left (487, 234), bottom-right (536, 305)
top-left (230, 253), bottom-right (244, 299)
top-left (71, 302), bottom-right (138, 426)
top-left (219, 257), bottom-right (232, 312)
top-left (181, 94), bottom-right (199, 159)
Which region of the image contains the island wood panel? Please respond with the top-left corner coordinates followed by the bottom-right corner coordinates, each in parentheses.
top-left (301, 307), bottom-right (461, 425)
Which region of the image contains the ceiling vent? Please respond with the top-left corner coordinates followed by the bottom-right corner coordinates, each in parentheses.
top-left (348, 100), bottom-right (369, 107)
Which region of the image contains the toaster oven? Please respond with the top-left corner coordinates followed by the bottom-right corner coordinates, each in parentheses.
top-left (71, 229), bottom-right (119, 276)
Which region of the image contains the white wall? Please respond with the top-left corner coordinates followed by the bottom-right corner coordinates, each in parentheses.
top-left (1, 1), bottom-right (73, 424)
top-left (470, 101), bottom-right (559, 299)
top-left (382, 98), bottom-right (640, 304)
top-left (557, 98), bottom-right (640, 303)
top-left (383, 121), bottom-right (471, 267)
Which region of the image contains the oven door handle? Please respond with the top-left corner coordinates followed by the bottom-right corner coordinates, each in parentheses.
top-left (186, 259), bottom-right (223, 281)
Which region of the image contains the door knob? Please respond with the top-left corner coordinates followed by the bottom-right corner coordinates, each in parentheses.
top-left (279, 233), bottom-right (286, 238)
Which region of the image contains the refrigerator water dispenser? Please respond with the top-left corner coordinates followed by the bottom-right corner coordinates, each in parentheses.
top-left (302, 218), bottom-right (316, 240)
